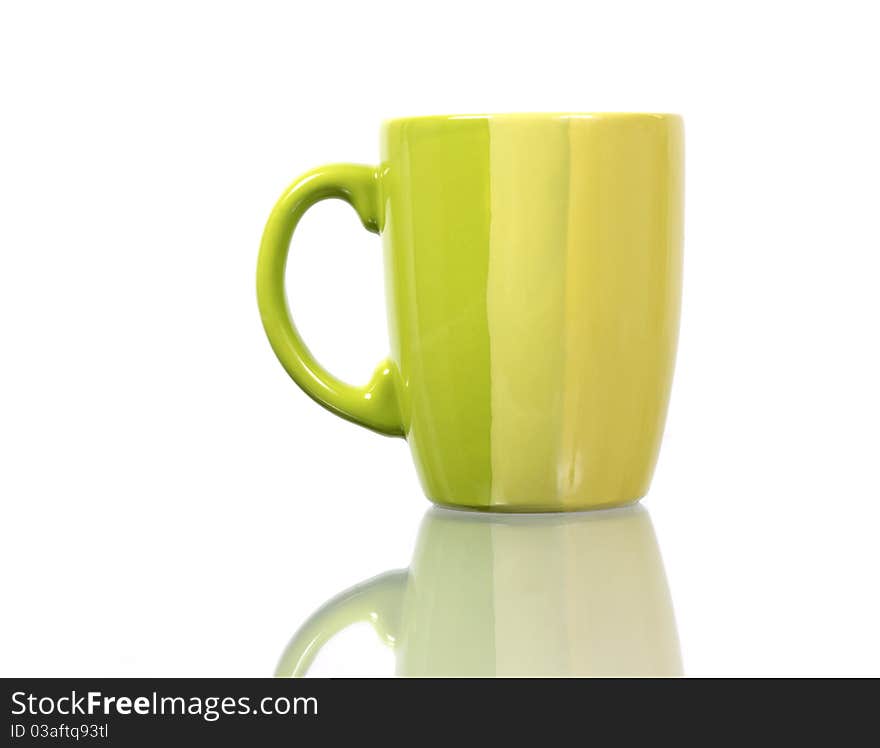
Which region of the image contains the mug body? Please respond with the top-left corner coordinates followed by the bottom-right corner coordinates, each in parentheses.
top-left (380, 114), bottom-right (684, 511)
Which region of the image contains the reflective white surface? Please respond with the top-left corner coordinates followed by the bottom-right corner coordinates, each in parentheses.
top-left (1, 1), bottom-right (880, 677)
top-left (279, 506), bottom-right (681, 677)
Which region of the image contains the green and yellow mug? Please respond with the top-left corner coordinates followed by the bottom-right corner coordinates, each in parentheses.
top-left (258, 113), bottom-right (684, 511)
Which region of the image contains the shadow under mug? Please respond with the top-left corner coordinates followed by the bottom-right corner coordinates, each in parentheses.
top-left (258, 113), bottom-right (684, 511)
top-left (277, 505), bottom-right (681, 677)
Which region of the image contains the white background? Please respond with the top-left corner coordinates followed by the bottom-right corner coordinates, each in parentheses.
top-left (1, 0), bottom-right (878, 677)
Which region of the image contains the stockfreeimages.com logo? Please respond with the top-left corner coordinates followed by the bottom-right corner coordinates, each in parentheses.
top-left (11, 691), bottom-right (317, 722)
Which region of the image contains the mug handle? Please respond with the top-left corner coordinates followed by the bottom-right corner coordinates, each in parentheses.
top-left (275, 570), bottom-right (407, 677)
top-left (257, 164), bottom-right (403, 436)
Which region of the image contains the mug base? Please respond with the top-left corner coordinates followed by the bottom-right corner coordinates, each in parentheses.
top-left (426, 493), bottom-right (645, 515)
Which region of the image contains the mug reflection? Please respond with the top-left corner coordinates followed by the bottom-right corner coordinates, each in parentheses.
top-left (277, 504), bottom-right (681, 677)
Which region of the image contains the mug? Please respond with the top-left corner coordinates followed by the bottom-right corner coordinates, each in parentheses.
top-left (276, 504), bottom-right (681, 677)
top-left (258, 113), bottom-right (684, 511)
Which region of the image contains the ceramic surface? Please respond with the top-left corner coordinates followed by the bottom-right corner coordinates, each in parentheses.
top-left (258, 113), bottom-right (684, 511)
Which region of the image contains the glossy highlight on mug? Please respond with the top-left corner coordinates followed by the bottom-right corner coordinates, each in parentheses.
top-left (258, 113), bottom-right (684, 512)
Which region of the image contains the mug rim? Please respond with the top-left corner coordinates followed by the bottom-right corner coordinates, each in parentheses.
top-left (383, 112), bottom-right (682, 127)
